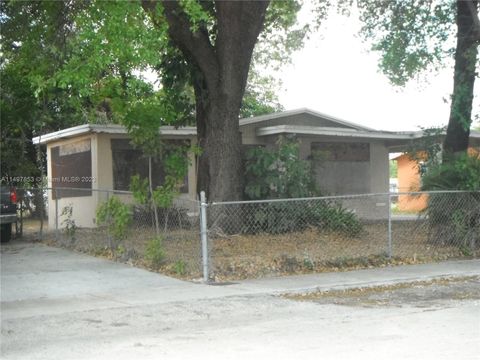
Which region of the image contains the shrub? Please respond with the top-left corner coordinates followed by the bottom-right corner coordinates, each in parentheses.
top-left (96, 196), bottom-right (132, 241)
top-left (421, 153), bottom-right (480, 247)
top-left (61, 204), bottom-right (77, 242)
top-left (173, 259), bottom-right (187, 275)
top-left (144, 236), bottom-right (166, 268)
top-left (242, 137), bottom-right (362, 237)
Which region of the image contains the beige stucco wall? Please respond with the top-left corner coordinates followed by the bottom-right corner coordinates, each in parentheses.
top-left (46, 134), bottom-right (98, 228)
top-left (240, 131), bottom-right (390, 199)
top-left (47, 133), bottom-right (199, 229)
top-left (369, 142), bottom-right (390, 193)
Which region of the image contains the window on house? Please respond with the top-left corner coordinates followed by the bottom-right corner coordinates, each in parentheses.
top-left (311, 142), bottom-right (370, 161)
top-left (51, 139), bottom-right (92, 199)
top-left (111, 139), bottom-right (189, 193)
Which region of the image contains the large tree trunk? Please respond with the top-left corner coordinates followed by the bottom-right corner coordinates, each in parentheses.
top-left (142, 0), bottom-right (269, 201)
top-left (443, 0), bottom-right (479, 159)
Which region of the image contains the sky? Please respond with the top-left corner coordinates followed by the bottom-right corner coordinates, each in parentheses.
top-left (274, 3), bottom-right (479, 132)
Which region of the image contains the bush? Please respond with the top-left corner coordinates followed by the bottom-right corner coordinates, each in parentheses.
top-left (421, 153), bottom-right (480, 191)
top-left (242, 137), bottom-right (362, 237)
top-left (144, 236), bottom-right (166, 268)
top-left (421, 154), bottom-right (480, 247)
top-left (96, 196), bottom-right (132, 241)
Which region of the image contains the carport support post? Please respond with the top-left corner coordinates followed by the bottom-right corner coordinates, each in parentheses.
top-left (200, 191), bottom-right (209, 283)
top-left (387, 192), bottom-right (392, 259)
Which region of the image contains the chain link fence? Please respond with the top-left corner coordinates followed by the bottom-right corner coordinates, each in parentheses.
top-left (12, 188), bottom-right (480, 282)
top-left (204, 191), bottom-right (480, 281)
top-left (15, 187), bottom-right (202, 279)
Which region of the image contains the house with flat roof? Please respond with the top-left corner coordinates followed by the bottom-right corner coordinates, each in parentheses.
top-left (33, 108), bottom-right (480, 227)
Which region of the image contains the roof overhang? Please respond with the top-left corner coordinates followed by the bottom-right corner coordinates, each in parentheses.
top-left (32, 124), bottom-right (197, 145)
top-left (255, 125), bottom-right (480, 152)
top-left (255, 125), bottom-right (418, 140)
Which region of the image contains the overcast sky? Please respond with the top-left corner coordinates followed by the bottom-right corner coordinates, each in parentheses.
top-left (275, 3), bottom-right (479, 132)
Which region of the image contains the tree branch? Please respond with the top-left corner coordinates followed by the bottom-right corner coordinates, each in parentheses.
top-left (141, 0), bottom-right (219, 87)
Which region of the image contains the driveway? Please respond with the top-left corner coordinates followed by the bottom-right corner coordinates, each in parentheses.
top-left (2, 239), bottom-right (479, 360)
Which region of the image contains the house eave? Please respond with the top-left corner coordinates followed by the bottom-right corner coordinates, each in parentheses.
top-left (32, 124), bottom-right (197, 145)
top-left (255, 125), bottom-right (418, 140)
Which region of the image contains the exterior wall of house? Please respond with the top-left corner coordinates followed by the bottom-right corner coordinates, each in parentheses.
top-left (298, 137), bottom-right (389, 195)
top-left (239, 131), bottom-right (390, 197)
top-left (46, 133), bottom-right (199, 229)
top-left (46, 134), bottom-right (99, 228)
top-left (369, 142), bottom-right (390, 194)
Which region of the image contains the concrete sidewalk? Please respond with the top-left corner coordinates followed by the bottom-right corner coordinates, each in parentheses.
top-left (2, 240), bottom-right (479, 321)
top-left (231, 258), bottom-right (480, 294)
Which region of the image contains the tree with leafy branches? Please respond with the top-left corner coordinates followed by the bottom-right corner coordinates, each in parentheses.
top-left (335, 0), bottom-right (479, 160)
top-left (1, 0), bottom-right (308, 203)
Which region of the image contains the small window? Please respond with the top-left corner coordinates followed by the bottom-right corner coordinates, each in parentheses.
top-left (311, 142), bottom-right (370, 162)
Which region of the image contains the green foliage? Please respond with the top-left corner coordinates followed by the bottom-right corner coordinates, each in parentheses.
top-left (96, 196), bottom-right (132, 241)
top-left (389, 160), bottom-right (398, 178)
top-left (421, 154), bottom-right (480, 248)
top-left (129, 143), bottom-right (192, 209)
top-left (173, 259), bottom-right (187, 276)
top-left (61, 204), bottom-right (77, 240)
top-left (144, 236), bottom-right (166, 268)
top-left (256, 0), bottom-right (309, 70)
top-left (129, 175), bottom-right (149, 205)
top-left (313, 202), bottom-right (363, 236)
top-left (356, 0), bottom-right (455, 86)
top-left (421, 153), bottom-right (480, 191)
top-left (406, 126), bottom-right (445, 174)
top-left (241, 71), bottom-right (285, 118)
top-left (243, 136), bottom-right (362, 236)
top-left (244, 200), bottom-right (362, 237)
top-left (245, 136), bottom-right (318, 200)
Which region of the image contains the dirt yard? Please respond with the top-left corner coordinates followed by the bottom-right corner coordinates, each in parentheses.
top-left (19, 217), bottom-right (478, 281)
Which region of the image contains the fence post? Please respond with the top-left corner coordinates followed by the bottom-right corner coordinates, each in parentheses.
top-left (200, 191), bottom-right (209, 283)
top-left (106, 191), bottom-right (113, 251)
top-left (55, 189), bottom-right (59, 242)
top-left (387, 192), bottom-right (392, 259)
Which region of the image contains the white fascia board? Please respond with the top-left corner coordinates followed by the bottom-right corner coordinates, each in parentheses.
top-left (32, 124), bottom-right (92, 144)
top-left (255, 125), bottom-right (418, 140)
top-left (33, 124), bottom-right (197, 144)
top-left (239, 107), bottom-right (375, 131)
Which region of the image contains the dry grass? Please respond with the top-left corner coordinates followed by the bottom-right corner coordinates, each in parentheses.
top-left (19, 218), bottom-right (479, 281)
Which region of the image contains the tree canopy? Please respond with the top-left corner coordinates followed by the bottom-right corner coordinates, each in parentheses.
top-left (350, 0), bottom-right (479, 158)
top-left (1, 1), bottom-right (306, 198)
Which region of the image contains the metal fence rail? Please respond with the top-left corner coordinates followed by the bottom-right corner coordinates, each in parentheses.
top-left (12, 188), bottom-right (480, 282)
top-left (203, 191), bottom-right (480, 281)
top-left (15, 187), bottom-right (203, 279)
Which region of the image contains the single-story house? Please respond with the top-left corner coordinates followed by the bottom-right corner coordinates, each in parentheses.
top-left (32, 108), bottom-right (480, 227)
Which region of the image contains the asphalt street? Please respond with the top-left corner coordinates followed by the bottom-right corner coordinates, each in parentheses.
top-left (1, 240), bottom-right (479, 360)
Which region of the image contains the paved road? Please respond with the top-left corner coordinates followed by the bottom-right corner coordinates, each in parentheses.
top-left (1, 240), bottom-right (479, 360)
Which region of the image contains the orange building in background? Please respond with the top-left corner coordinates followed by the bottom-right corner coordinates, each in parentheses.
top-left (394, 154), bottom-right (428, 212)
top-left (394, 148), bottom-right (480, 212)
